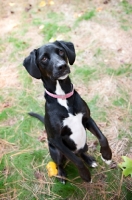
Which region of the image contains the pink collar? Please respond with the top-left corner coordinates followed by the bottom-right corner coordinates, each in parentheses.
top-left (45, 87), bottom-right (74, 100)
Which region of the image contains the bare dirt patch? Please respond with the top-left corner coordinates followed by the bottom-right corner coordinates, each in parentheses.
top-left (87, 76), bottom-right (118, 101)
top-left (0, 64), bottom-right (20, 88)
top-left (72, 20), bottom-right (132, 68)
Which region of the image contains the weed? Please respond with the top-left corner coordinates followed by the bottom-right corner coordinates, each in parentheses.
top-left (94, 48), bottom-right (103, 57)
top-left (74, 9), bottom-right (96, 28)
top-left (78, 10), bottom-right (95, 21)
top-left (8, 37), bottom-right (29, 51)
top-left (121, 25), bottom-right (130, 31)
top-left (120, 0), bottom-right (132, 14)
top-left (32, 18), bottom-right (44, 26)
top-left (106, 64), bottom-right (132, 76)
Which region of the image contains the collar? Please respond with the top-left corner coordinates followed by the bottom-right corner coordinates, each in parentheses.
top-left (45, 87), bottom-right (74, 100)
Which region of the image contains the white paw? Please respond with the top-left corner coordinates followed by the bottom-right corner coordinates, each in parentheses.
top-left (101, 156), bottom-right (112, 165)
top-left (61, 180), bottom-right (65, 184)
top-left (62, 180), bottom-right (65, 184)
top-left (91, 162), bottom-right (98, 168)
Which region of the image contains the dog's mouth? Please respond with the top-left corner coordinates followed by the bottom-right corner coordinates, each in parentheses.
top-left (58, 73), bottom-right (69, 80)
top-left (53, 68), bottom-right (70, 80)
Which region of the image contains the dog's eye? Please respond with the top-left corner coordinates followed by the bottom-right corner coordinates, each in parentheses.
top-left (42, 57), bottom-right (47, 62)
top-left (59, 50), bottom-right (64, 56)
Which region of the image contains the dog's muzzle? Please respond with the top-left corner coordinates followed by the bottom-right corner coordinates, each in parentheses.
top-left (53, 64), bottom-right (70, 80)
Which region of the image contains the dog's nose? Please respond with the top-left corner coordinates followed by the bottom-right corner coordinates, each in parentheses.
top-left (57, 64), bottom-right (67, 71)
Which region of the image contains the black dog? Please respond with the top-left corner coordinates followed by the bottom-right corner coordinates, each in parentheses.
top-left (23, 41), bottom-right (112, 183)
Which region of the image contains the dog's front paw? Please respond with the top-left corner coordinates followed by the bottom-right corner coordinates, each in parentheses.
top-left (100, 146), bottom-right (112, 165)
top-left (91, 161), bottom-right (98, 168)
top-left (101, 156), bottom-right (112, 165)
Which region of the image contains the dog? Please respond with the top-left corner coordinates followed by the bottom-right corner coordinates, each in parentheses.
top-left (23, 41), bottom-right (112, 183)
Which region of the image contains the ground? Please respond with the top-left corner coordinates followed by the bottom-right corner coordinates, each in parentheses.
top-left (0, 0), bottom-right (132, 199)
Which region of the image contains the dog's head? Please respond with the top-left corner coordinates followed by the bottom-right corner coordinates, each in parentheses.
top-left (23, 41), bottom-right (76, 80)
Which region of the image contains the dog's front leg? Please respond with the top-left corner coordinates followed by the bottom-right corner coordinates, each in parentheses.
top-left (49, 137), bottom-right (91, 183)
top-left (86, 117), bottom-right (112, 164)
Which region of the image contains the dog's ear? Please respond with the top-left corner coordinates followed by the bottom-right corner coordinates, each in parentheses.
top-left (55, 41), bottom-right (76, 65)
top-left (23, 49), bottom-right (41, 79)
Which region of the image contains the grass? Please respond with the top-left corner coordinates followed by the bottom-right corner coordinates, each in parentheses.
top-left (0, 0), bottom-right (132, 199)
top-left (77, 10), bottom-right (95, 21)
top-left (8, 37), bottom-right (29, 51)
top-left (42, 23), bottom-right (71, 42)
top-left (106, 64), bottom-right (132, 76)
top-left (74, 9), bottom-right (96, 28)
top-left (120, 0), bottom-right (132, 14)
top-left (74, 65), bottom-right (97, 81)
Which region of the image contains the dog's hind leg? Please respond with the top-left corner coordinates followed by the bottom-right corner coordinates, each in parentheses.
top-left (48, 142), bottom-right (66, 184)
top-left (49, 137), bottom-right (92, 183)
top-left (80, 153), bottom-right (97, 168)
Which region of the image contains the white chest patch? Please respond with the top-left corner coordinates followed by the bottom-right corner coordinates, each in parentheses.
top-left (63, 113), bottom-right (86, 150)
top-left (55, 81), bottom-right (68, 110)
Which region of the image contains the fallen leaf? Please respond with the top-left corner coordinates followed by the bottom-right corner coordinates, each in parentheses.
top-left (110, 161), bottom-right (117, 169)
top-left (46, 161), bottom-right (58, 177)
top-left (39, 25), bottom-right (44, 30)
top-left (9, 3), bottom-right (15, 6)
top-left (96, 7), bottom-right (103, 12)
top-left (3, 102), bottom-right (10, 108)
top-left (38, 131), bottom-right (47, 142)
top-left (34, 171), bottom-right (44, 180)
top-left (117, 48), bottom-right (122, 52)
top-left (25, 4), bottom-right (32, 12)
top-left (39, 1), bottom-right (46, 7)
top-left (118, 156), bottom-right (132, 177)
top-left (103, 0), bottom-right (111, 4)
top-left (88, 140), bottom-right (98, 151)
top-left (48, 1), bottom-right (54, 5)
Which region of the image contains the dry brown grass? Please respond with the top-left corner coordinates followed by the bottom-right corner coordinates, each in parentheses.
top-left (0, 139), bottom-right (17, 163)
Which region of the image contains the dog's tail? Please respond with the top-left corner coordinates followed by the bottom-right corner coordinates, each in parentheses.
top-left (28, 112), bottom-right (44, 124)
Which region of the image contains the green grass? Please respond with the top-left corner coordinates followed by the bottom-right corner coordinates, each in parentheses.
top-left (74, 9), bottom-right (96, 27)
top-left (32, 11), bottom-right (70, 42)
top-left (42, 23), bottom-right (71, 41)
top-left (121, 25), bottom-right (131, 31)
top-left (94, 48), bottom-right (103, 57)
top-left (74, 65), bottom-right (97, 82)
top-left (78, 10), bottom-right (96, 21)
top-left (113, 97), bottom-right (128, 108)
top-left (47, 12), bottom-right (64, 22)
top-left (120, 0), bottom-right (132, 14)
top-left (8, 37), bottom-right (29, 51)
top-left (106, 64), bottom-right (132, 76)
top-left (0, 149), bottom-right (49, 199)
top-left (0, 1), bottom-right (132, 200)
